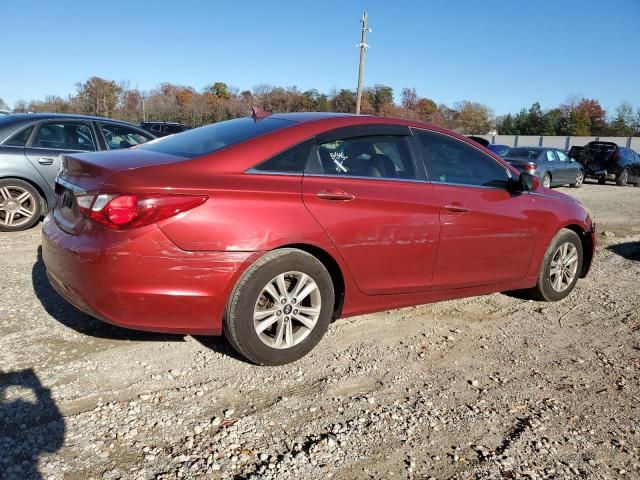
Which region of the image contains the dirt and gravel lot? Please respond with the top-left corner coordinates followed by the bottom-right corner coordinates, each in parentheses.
top-left (1, 181), bottom-right (639, 480)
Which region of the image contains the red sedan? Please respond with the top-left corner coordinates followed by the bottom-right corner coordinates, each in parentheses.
top-left (42, 112), bottom-right (596, 365)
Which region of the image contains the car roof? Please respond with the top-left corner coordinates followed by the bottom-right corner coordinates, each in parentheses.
top-left (2, 112), bottom-right (141, 127)
top-left (268, 112), bottom-right (355, 123)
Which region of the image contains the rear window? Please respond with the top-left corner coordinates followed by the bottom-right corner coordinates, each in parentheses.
top-left (139, 117), bottom-right (293, 158)
top-left (503, 148), bottom-right (540, 159)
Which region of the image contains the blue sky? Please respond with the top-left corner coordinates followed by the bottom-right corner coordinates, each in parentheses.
top-left (2, 0), bottom-right (639, 115)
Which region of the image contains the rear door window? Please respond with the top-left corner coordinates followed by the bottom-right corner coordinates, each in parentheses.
top-left (309, 135), bottom-right (417, 180)
top-left (545, 151), bottom-right (556, 162)
top-left (32, 122), bottom-right (96, 151)
top-left (556, 151), bottom-right (569, 162)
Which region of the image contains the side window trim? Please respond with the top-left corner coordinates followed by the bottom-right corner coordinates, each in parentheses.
top-left (410, 127), bottom-right (513, 189)
top-left (305, 133), bottom-right (423, 183)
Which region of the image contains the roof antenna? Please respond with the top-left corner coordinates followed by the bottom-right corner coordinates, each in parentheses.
top-left (251, 106), bottom-right (271, 119)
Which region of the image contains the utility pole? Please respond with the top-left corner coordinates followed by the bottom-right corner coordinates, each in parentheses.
top-left (142, 95), bottom-right (146, 122)
top-left (355, 12), bottom-right (371, 115)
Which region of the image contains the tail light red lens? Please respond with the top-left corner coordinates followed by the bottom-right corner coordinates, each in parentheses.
top-left (526, 163), bottom-right (537, 171)
top-left (78, 194), bottom-right (207, 230)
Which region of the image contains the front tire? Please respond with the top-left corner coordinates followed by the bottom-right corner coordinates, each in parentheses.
top-left (541, 173), bottom-right (551, 189)
top-left (224, 248), bottom-right (335, 365)
top-left (527, 229), bottom-right (583, 302)
top-left (570, 170), bottom-right (584, 188)
top-left (0, 179), bottom-right (43, 232)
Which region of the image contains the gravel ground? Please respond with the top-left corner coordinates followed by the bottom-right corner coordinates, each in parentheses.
top-left (1, 181), bottom-right (639, 480)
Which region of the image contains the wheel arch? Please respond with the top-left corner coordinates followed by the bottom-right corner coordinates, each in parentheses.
top-left (562, 223), bottom-right (594, 278)
top-left (276, 243), bottom-right (345, 319)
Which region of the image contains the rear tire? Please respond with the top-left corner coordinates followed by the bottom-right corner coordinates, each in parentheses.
top-left (0, 179), bottom-right (43, 232)
top-left (526, 229), bottom-right (583, 302)
top-left (616, 169), bottom-right (629, 186)
top-left (224, 248), bottom-right (334, 365)
top-left (541, 173), bottom-right (551, 188)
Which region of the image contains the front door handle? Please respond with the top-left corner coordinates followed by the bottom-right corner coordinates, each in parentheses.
top-left (37, 157), bottom-right (55, 165)
top-left (316, 189), bottom-right (355, 201)
top-left (443, 204), bottom-right (470, 213)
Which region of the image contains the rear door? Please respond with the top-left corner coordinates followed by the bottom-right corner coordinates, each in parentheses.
top-left (413, 130), bottom-right (538, 289)
top-left (553, 150), bottom-right (577, 184)
top-left (24, 120), bottom-right (97, 190)
top-left (302, 126), bottom-right (441, 295)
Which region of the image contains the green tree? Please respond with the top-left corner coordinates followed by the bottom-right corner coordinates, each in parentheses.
top-left (497, 114), bottom-right (515, 134)
top-left (331, 89), bottom-right (356, 113)
top-left (608, 101), bottom-right (635, 136)
top-left (364, 85), bottom-right (394, 115)
top-left (208, 82), bottom-right (230, 99)
top-left (541, 108), bottom-right (562, 135)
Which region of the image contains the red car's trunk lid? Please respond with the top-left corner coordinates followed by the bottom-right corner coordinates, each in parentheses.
top-left (54, 148), bottom-right (188, 234)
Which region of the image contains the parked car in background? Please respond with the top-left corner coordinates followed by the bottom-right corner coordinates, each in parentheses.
top-left (467, 136), bottom-right (510, 157)
top-left (502, 147), bottom-right (584, 188)
top-left (487, 144), bottom-right (510, 156)
top-left (139, 121), bottom-right (189, 137)
top-left (43, 112), bottom-right (596, 365)
top-left (569, 141), bottom-right (640, 186)
top-left (0, 113), bottom-right (155, 231)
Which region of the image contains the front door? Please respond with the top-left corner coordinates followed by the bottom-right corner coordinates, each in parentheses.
top-left (24, 121), bottom-right (97, 190)
top-left (302, 129), bottom-right (441, 295)
top-left (413, 129), bottom-right (538, 289)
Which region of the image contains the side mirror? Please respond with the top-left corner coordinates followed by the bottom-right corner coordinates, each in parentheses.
top-left (509, 172), bottom-right (539, 191)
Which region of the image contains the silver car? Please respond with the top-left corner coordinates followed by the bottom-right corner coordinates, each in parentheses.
top-left (0, 113), bottom-right (155, 231)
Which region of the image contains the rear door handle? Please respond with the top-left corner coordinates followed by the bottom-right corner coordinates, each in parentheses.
top-left (316, 189), bottom-right (355, 201)
top-left (37, 157), bottom-right (55, 165)
top-left (443, 204), bottom-right (470, 213)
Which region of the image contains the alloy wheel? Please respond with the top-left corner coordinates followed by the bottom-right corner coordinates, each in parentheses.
top-left (253, 271), bottom-right (321, 349)
top-left (542, 175), bottom-right (551, 188)
top-left (549, 242), bottom-right (579, 292)
top-left (574, 171), bottom-right (584, 187)
top-left (0, 185), bottom-right (37, 228)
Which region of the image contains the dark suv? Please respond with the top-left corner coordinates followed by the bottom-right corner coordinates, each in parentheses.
top-left (569, 141), bottom-right (640, 186)
top-left (139, 122), bottom-right (189, 137)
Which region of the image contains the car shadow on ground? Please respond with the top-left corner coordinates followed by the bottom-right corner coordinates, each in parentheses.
top-left (607, 241), bottom-right (640, 262)
top-left (0, 369), bottom-right (64, 479)
top-left (31, 247), bottom-right (247, 361)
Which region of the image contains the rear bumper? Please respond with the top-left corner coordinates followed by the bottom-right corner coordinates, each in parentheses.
top-left (41, 214), bottom-right (260, 335)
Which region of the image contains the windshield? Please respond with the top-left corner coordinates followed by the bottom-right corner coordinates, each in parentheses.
top-left (139, 117), bottom-right (293, 158)
top-left (504, 148), bottom-right (540, 159)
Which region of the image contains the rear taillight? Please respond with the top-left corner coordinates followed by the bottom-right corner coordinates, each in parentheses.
top-left (77, 194), bottom-right (207, 230)
top-left (526, 163), bottom-right (537, 171)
